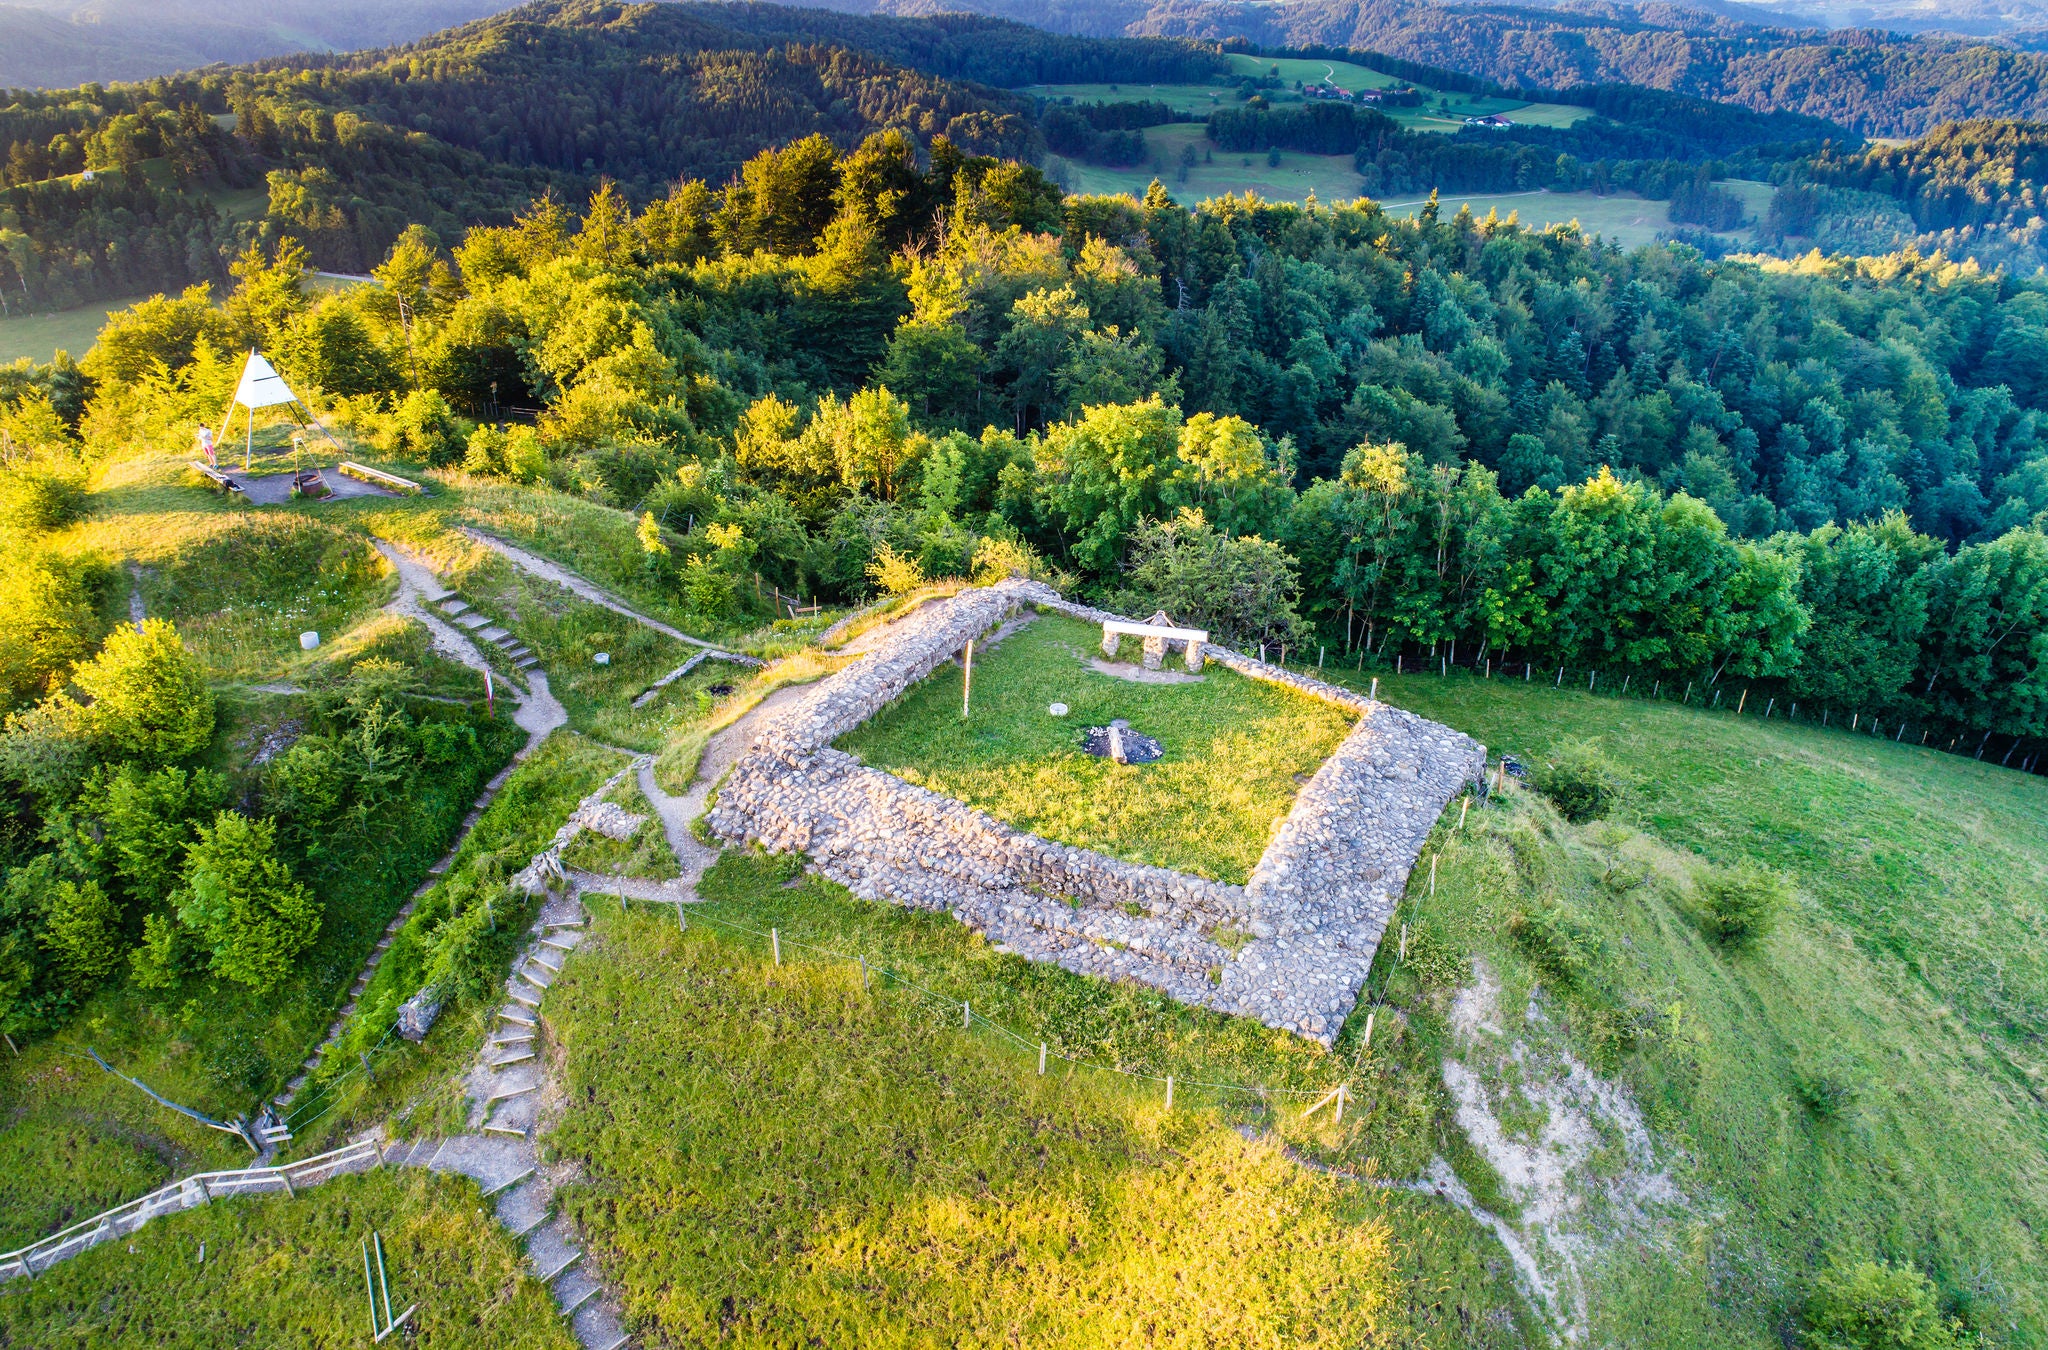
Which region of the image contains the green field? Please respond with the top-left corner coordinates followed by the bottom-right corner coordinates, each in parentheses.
top-left (548, 858), bottom-right (1526, 1349)
top-left (1035, 59), bottom-right (1588, 139)
top-left (1354, 666), bottom-right (2048, 1344)
top-left (1055, 122), bottom-right (1365, 207)
top-left (0, 1168), bottom-right (576, 1348)
top-left (0, 293), bottom-right (151, 363)
top-left (1374, 185), bottom-right (1765, 249)
top-left (836, 614), bottom-right (1355, 883)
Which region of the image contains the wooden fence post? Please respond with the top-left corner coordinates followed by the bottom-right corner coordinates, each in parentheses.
top-left (1038, 1042), bottom-right (1046, 1075)
top-left (771, 929), bottom-right (779, 965)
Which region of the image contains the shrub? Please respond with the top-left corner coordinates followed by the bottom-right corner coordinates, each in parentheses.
top-left (1802, 1259), bottom-right (1961, 1350)
top-left (1791, 1051), bottom-right (1862, 1121)
top-left (37, 877), bottom-right (123, 985)
top-left (176, 811), bottom-right (322, 993)
top-left (0, 465), bottom-right (85, 533)
top-left (1695, 861), bottom-right (1790, 945)
top-left (1507, 901), bottom-right (1595, 991)
top-left (67, 618), bottom-right (215, 762)
top-left (1531, 742), bottom-right (1625, 823)
top-left (866, 540), bottom-right (925, 595)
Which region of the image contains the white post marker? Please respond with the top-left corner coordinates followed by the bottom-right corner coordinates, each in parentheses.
top-left (1038, 1042), bottom-right (1047, 1075)
top-left (963, 1000), bottom-right (971, 1030)
top-left (962, 638), bottom-right (973, 718)
top-left (771, 928), bottom-right (780, 965)
top-left (1165, 1075), bottom-right (1174, 1110)
top-left (1430, 854), bottom-right (1438, 896)
top-left (1361, 1010), bottom-right (1375, 1054)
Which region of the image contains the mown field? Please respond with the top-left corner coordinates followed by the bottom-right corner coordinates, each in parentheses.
top-left (1372, 183), bottom-right (1769, 249)
top-left (1052, 122), bottom-right (1365, 206)
top-left (0, 294), bottom-right (149, 364)
top-left (837, 614), bottom-right (1355, 883)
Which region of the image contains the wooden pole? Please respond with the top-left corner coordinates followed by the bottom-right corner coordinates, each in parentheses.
top-left (1398, 923), bottom-right (1408, 962)
top-left (1369, 677), bottom-right (1378, 701)
top-left (771, 929), bottom-right (780, 965)
top-left (859, 955), bottom-right (867, 989)
top-left (1737, 688), bottom-right (1748, 714)
top-left (1429, 855), bottom-right (1437, 896)
top-left (1038, 1042), bottom-right (1047, 1075)
top-left (1165, 1076), bottom-right (1174, 1110)
top-left (962, 638), bottom-right (973, 719)
top-left (963, 1001), bottom-right (971, 1030)
top-left (1361, 1011), bottom-right (1375, 1054)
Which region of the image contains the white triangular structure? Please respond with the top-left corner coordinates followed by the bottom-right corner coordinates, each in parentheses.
top-left (217, 350), bottom-right (342, 467)
top-left (233, 352), bottom-right (299, 409)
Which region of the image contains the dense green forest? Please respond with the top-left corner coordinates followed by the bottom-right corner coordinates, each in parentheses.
top-left (1763, 121), bottom-right (2048, 276)
top-left (831, 0), bottom-right (2048, 136)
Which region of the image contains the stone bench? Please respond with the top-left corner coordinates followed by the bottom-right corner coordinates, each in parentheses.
top-left (1101, 616), bottom-right (1210, 671)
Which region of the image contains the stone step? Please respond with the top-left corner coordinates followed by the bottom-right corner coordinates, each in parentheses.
top-left (490, 1033), bottom-right (534, 1047)
top-left (560, 1284), bottom-right (598, 1317)
top-left (515, 657), bottom-right (539, 671)
top-left (508, 989), bottom-right (541, 1009)
top-left (490, 1051), bottom-right (536, 1069)
top-left (483, 1123), bottom-right (527, 1140)
top-left (497, 1009), bottom-right (536, 1027)
top-left (454, 612), bottom-right (490, 630)
top-left (519, 969), bottom-right (552, 991)
top-left (529, 954), bottom-right (563, 974)
top-left (439, 599), bottom-right (471, 617)
top-left (539, 937), bottom-right (577, 953)
top-left (479, 626), bottom-right (511, 643)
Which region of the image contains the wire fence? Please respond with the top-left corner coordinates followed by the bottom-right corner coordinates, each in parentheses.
top-left (590, 890), bottom-right (1370, 1121)
top-left (1271, 643), bottom-right (2045, 777)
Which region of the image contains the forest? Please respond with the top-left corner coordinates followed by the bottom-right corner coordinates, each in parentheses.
top-left (5, 122), bottom-right (2044, 1042)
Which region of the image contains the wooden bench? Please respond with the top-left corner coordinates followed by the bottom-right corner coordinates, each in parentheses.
top-left (1101, 617), bottom-right (1210, 672)
top-left (188, 461), bottom-right (243, 494)
top-left (338, 461), bottom-right (423, 494)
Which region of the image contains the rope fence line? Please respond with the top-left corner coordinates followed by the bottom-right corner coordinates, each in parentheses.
top-left (595, 891), bottom-right (1357, 1108)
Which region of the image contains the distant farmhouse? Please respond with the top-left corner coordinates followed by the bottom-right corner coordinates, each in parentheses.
top-left (1464, 112), bottom-right (1514, 128)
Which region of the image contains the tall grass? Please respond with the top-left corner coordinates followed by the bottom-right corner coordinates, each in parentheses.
top-left (0, 1168), bottom-right (576, 1348)
top-left (548, 882), bottom-right (1526, 1348)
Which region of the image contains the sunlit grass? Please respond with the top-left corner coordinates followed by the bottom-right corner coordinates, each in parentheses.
top-left (837, 614), bottom-right (1353, 883)
top-left (0, 1168), bottom-right (576, 1349)
top-left (548, 872), bottom-right (1526, 1348)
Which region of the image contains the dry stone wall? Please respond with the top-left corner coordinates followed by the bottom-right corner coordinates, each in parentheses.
top-left (709, 579), bottom-right (1485, 1045)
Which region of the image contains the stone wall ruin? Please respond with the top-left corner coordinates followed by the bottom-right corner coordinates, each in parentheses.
top-left (707, 579), bottom-right (1484, 1045)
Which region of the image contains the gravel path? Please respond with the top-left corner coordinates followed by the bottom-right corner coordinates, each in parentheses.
top-left (270, 543), bottom-right (568, 1126)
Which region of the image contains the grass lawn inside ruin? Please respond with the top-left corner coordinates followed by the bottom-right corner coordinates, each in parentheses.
top-left (836, 613), bottom-right (1353, 883)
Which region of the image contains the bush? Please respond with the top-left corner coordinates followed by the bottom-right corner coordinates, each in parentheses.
top-left (67, 618), bottom-right (215, 762)
top-left (1695, 860), bottom-right (1790, 945)
top-left (866, 540), bottom-right (925, 596)
top-left (1791, 1051), bottom-right (1862, 1121)
top-left (1506, 901), bottom-right (1596, 991)
top-left (1802, 1259), bottom-right (1961, 1350)
top-left (0, 465), bottom-right (85, 533)
top-left (175, 811), bottom-right (322, 993)
top-left (1532, 742), bottom-right (1625, 823)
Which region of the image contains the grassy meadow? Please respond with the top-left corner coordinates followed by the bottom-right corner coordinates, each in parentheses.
top-left (836, 614), bottom-right (1355, 882)
top-left (0, 1167), bottom-right (576, 1348)
top-left (547, 863), bottom-right (1529, 1349)
top-left (1053, 122), bottom-right (1365, 207)
top-left (1347, 666), bottom-right (2048, 1345)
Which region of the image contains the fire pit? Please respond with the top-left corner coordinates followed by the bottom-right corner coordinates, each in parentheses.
top-left (1079, 718), bottom-right (1162, 765)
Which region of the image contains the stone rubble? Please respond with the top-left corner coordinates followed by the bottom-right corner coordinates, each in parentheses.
top-left (709, 578), bottom-right (1484, 1046)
